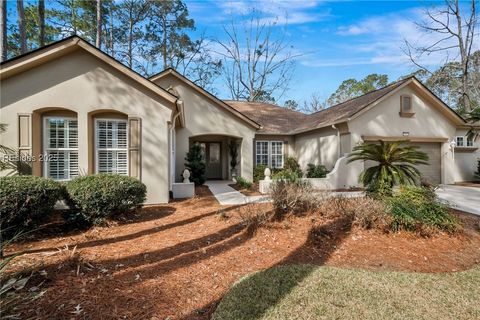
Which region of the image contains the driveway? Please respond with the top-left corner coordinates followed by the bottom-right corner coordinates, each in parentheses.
top-left (436, 185), bottom-right (480, 216)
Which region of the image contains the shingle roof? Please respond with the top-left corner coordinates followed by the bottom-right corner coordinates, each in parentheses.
top-left (226, 78), bottom-right (411, 134)
top-left (225, 100), bottom-right (308, 134)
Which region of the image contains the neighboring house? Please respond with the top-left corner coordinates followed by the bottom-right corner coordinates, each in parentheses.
top-left (1, 36), bottom-right (479, 204)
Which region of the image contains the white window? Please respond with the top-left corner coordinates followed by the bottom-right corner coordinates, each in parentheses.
top-left (255, 141), bottom-right (284, 168)
top-left (271, 141), bottom-right (284, 168)
top-left (456, 136), bottom-right (465, 147)
top-left (95, 119), bottom-right (128, 175)
top-left (256, 141), bottom-right (269, 166)
top-left (456, 136), bottom-right (474, 147)
top-left (466, 137), bottom-right (474, 147)
top-left (44, 117), bottom-right (79, 181)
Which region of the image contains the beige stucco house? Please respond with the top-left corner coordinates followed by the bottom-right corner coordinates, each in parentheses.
top-left (1, 36), bottom-right (479, 203)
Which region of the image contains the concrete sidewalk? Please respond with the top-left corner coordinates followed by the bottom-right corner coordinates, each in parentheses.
top-left (205, 180), bottom-right (270, 205)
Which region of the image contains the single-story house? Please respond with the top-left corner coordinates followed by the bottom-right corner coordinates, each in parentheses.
top-left (1, 36), bottom-right (479, 203)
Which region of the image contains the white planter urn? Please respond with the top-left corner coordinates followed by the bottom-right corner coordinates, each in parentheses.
top-left (183, 169), bottom-right (191, 183)
top-left (264, 167), bottom-right (271, 181)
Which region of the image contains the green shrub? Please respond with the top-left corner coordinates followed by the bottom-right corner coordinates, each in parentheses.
top-left (185, 142), bottom-right (206, 186)
top-left (272, 169), bottom-right (302, 182)
top-left (234, 176), bottom-right (253, 189)
top-left (306, 163), bottom-right (327, 178)
top-left (386, 186), bottom-right (457, 234)
top-left (253, 164), bottom-right (267, 182)
top-left (284, 157), bottom-right (303, 177)
top-left (0, 176), bottom-right (62, 231)
top-left (65, 174), bottom-right (146, 225)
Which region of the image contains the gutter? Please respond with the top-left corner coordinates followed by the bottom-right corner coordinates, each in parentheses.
top-left (169, 100), bottom-right (184, 190)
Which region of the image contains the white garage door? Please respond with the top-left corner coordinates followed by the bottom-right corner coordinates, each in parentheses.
top-left (364, 142), bottom-right (442, 185)
top-left (408, 142), bottom-right (441, 185)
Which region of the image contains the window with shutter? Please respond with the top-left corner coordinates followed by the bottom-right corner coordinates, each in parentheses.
top-left (95, 119), bottom-right (128, 175)
top-left (44, 117), bottom-right (79, 181)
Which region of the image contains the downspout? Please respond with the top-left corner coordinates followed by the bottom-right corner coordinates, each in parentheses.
top-left (332, 124), bottom-right (341, 159)
top-left (169, 100), bottom-right (183, 191)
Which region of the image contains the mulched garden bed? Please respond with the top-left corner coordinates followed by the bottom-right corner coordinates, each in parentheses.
top-left (228, 182), bottom-right (262, 196)
top-left (3, 189), bottom-right (480, 320)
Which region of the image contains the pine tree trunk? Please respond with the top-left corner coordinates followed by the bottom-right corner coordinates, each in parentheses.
top-left (17, 0), bottom-right (26, 54)
top-left (38, 0), bottom-right (45, 47)
top-left (96, 0), bottom-right (102, 48)
top-left (0, 0), bottom-right (7, 61)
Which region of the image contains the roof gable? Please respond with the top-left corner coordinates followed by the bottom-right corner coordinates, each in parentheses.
top-left (150, 68), bottom-right (260, 129)
top-left (0, 36), bottom-right (177, 106)
top-left (227, 77), bottom-right (466, 135)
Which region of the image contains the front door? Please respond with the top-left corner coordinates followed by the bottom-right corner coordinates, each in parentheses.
top-left (204, 142), bottom-right (222, 179)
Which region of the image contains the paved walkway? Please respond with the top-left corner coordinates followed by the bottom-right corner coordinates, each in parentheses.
top-left (205, 180), bottom-right (270, 205)
top-left (436, 185), bottom-right (480, 216)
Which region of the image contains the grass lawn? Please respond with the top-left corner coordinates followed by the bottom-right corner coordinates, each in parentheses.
top-left (213, 265), bottom-right (480, 320)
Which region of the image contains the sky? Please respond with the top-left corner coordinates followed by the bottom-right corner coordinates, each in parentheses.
top-left (184, 0), bottom-right (479, 104)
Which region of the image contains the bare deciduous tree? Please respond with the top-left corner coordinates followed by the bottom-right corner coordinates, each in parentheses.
top-left (404, 0), bottom-right (478, 112)
top-left (0, 0), bottom-right (7, 61)
top-left (216, 15), bottom-right (298, 102)
top-left (16, 0), bottom-right (26, 54)
top-left (303, 92), bottom-right (327, 113)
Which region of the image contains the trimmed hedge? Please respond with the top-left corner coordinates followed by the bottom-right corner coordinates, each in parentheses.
top-left (0, 176), bottom-right (62, 230)
top-left (65, 174), bottom-right (146, 225)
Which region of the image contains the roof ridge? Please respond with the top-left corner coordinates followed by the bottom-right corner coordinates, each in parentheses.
top-left (309, 77), bottom-right (411, 116)
top-left (224, 100), bottom-right (309, 116)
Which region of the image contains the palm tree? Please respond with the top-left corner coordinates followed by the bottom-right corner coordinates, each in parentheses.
top-left (347, 140), bottom-right (429, 194)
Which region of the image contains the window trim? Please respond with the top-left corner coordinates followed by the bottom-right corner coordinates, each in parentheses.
top-left (43, 116), bottom-right (79, 181)
top-left (255, 140), bottom-right (284, 169)
top-left (94, 118), bottom-right (129, 175)
top-left (270, 141), bottom-right (284, 169)
top-left (255, 140), bottom-right (269, 166)
top-left (456, 135), bottom-right (474, 147)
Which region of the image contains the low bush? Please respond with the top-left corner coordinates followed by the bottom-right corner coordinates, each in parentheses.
top-left (65, 174), bottom-right (146, 225)
top-left (284, 157), bottom-right (303, 177)
top-left (253, 164), bottom-right (267, 182)
top-left (270, 180), bottom-right (319, 218)
top-left (0, 176), bottom-right (62, 231)
top-left (306, 163), bottom-right (328, 178)
top-left (272, 169), bottom-right (302, 181)
top-left (234, 176), bottom-right (253, 189)
top-left (386, 186), bottom-right (458, 235)
top-left (238, 204), bottom-right (272, 234)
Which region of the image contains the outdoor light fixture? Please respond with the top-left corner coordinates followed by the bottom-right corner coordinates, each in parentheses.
top-left (450, 139), bottom-right (456, 161)
top-left (402, 131), bottom-right (410, 137)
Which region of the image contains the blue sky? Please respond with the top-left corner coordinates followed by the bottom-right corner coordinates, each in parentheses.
top-left (185, 0), bottom-right (479, 104)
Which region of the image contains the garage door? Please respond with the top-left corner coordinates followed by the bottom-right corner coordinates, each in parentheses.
top-left (408, 142), bottom-right (441, 185)
top-left (364, 142), bottom-right (441, 185)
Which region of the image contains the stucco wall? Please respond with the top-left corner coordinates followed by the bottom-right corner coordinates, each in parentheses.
top-left (152, 74), bottom-right (257, 182)
top-left (0, 48), bottom-right (174, 204)
top-left (294, 126), bottom-right (339, 171)
top-left (348, 83), bottom-right (478, 183)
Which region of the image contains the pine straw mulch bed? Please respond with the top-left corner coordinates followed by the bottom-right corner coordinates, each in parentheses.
top-left (228, 182), bottom-right (262, 196)
top-left (3, 187), bottom-right (480, 320)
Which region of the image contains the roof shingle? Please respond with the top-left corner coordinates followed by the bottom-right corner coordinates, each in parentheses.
top-left (226, 78), bottom-right (410, 134)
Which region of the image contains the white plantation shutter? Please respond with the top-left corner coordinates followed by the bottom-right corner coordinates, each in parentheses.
top-left (96, 119), bottom-right (128, 175)
top-left (44, 118), bottom-right (79, 180)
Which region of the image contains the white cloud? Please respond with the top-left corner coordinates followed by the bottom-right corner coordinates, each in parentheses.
top-left (215, 0), bottom-right (330, 25)
top-left (310, 6), bottom-right (480, 69)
